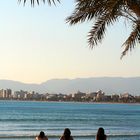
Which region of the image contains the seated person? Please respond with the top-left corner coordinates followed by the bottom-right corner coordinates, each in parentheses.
top-left (36, 131), bottom-right (48, 140)
top-left (96, 127), bottom-right (107, 140)
top-left (60, 128), bottom-right (73, 140)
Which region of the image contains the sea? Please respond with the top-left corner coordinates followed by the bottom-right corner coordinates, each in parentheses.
top-left (0, 100), bottom-right (140, 140)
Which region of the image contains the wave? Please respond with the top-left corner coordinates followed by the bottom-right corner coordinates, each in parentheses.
top-left (0, 133), bottom-right (140, 138)
top-left (0, 118), bottom-right (92, 122)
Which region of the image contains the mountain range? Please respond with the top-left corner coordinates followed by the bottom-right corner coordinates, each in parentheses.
top-left (0, 77), bottom-right (140, 95)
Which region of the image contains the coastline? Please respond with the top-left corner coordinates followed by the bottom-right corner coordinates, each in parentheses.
top-left (0, 99), bottom-right (140, 105)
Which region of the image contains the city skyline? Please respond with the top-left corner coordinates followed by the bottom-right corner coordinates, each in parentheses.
top-left (0, 1), bottom-right (140, 84)
top-left (1, 77), bottom-right (140, 95)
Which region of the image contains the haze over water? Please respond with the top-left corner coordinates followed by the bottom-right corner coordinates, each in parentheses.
top-left (0, 101), bottom-right (140, 140)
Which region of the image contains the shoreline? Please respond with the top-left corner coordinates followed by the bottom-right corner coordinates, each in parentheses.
top-left (0, 99), bottom-right (140, 105)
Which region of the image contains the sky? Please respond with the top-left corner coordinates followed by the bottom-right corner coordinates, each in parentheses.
top-left (0, 0), bottom-right (140, 84)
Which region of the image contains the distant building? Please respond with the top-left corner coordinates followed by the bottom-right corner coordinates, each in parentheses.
top-left (46, 94), bottom-right (58, 101)
top-left (120, 92), bottom-right (135, 103)
top-left (13, 90), bottom-right (27, 99)
top-left (72, 91), bottom-right (86, 99)
top-left (95, 90), bottom-right (105, 101)
top-left (86, 92), bottom-right (97, 98)
top-left (111, 94), bottom-right (119, 102)
top-left (0, 89), bottom-right (12, 99)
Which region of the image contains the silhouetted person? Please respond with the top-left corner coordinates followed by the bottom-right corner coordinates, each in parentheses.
top-left (36, 131), bottom-right (48, 140)
top-left (96, 127), bottom-right (107, 140)
top-left (60, 128), bottom-right (74, 140)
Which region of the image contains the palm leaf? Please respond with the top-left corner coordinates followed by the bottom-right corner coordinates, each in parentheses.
top-left (121, 22), bottom-right (140, 58)
top-left (67, 0), bottom-right (140, 57)
top-left (66, 0), bottom-right (107, 24)
top-left (18, 0), bottom-right (60, 6)
top-left (88, 13), bottom-right (119, 47)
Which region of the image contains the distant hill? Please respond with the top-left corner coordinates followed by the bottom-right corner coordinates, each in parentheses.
top-left (0, 77), bottom-right (140, 95)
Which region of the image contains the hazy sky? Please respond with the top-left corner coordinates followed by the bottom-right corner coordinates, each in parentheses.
top-left (0, 0), bottom-right (140, 84)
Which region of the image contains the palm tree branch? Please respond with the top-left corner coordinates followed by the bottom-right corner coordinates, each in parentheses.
top-left (121, 22), bottom-right (140, 58)
top-left (66, 0), bottom-right (109, 25)
top-left (88, 13), bottom-right (119, 47)
top-left (67, 0), bottom-right (126, 25)
top-left (121, 6), bottom-right (138, 21)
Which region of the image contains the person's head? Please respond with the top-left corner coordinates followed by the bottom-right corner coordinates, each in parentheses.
top-left (63, 128), bottom-right (71, 139)
top-left (39, 131), bottom-right (45, 138)
top-left (96, 127), bottom-right (106, 140)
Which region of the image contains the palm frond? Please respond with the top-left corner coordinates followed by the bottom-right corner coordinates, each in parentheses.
top-left (67, 0), bottom-right (122, 47)
top-left (66, 0), bottom-right (107, 24)
top-left (67, 0), bottom-right (125, 24)
top-left (125, 0), bottom-right (140, 18)
top-left (67, 0), bottom-right (140, 57)
top-left (88, 19), bottom-right (106, 46)
top-left (88, 13), bottom-right (119, 47)
top-left (121, 22), bottom-right (140, 58)
top-left (18, 0), bottom-right (60, 6)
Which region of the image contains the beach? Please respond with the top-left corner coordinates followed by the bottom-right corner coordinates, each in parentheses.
top-left (0, 101), bottom-right (140, 140)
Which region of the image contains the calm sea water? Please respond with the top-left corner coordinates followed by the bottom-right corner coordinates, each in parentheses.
top-left (0, 101), bottom-right (140, 140)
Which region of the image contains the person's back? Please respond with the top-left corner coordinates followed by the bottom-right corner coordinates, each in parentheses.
top-left (96, 127), bottom-right (106, 140)
top-left (60, 135), bottom-right (73, 140)
top-left (36, 131), bottom-right (48, 140)
top-left (60, 128), bottom-right (73, 140)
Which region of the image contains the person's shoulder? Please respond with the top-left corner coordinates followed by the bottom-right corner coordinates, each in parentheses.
top-left (36, 137), bottom-right (48, 140)
top-left (45, 136), bottom-right (48, 140)
top-left (60, 136), bottom-right (64, 140)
